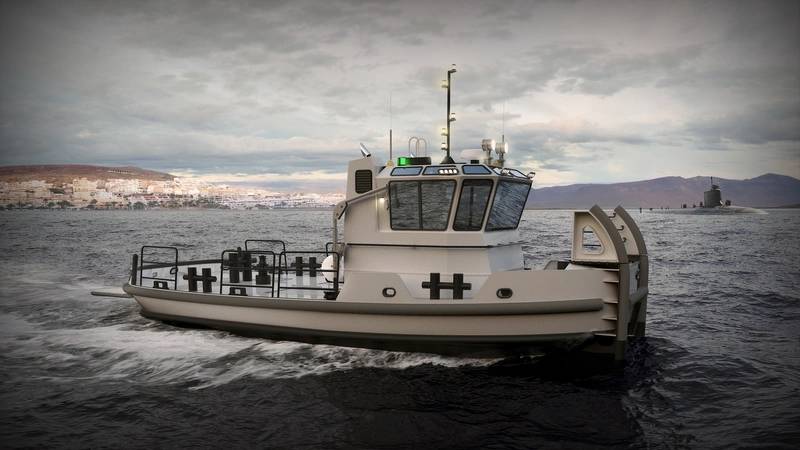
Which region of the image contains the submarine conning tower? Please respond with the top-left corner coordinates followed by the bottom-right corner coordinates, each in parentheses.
top-left (703, 176), bottom-right (722, 208)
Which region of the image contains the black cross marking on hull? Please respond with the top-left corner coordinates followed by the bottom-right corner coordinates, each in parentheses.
top-left (183, 267), bottom-right (217, 293)
top-left (422, 273), bottom-right (472, 299)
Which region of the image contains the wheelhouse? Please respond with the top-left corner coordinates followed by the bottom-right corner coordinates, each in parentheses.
top-left (383, 163), bottom-right (532, 233)
top-left (117, 65), bottom-right (649, 361)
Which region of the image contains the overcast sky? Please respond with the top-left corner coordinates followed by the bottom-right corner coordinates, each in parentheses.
top-left (1, 0), bottom-right (798, 191)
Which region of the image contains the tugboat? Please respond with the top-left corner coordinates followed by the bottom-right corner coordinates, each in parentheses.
top-left (120, 69), bottom-right (650, 360)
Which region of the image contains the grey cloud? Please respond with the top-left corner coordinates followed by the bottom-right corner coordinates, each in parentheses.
top-left (1, 0), bottom-right (798, 189)
top-left (537, 162), bottom-right (573, 172)
top-left (685, 103), bottom-right (800, 146)
top-left (511, 120), bottom-right (651, 147)
top-left (446, 44), bottom-right (705, 109)
top-left (555, 45), bottom-right (704, 96)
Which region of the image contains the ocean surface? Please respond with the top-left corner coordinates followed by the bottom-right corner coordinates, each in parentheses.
top-left (0, 209), bottom-right (798, 449)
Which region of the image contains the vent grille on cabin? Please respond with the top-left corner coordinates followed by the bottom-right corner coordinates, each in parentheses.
top-left (355, 170), bottom-right (373, 194)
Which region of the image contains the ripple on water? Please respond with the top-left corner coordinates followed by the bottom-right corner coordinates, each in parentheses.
top-left (0, 209), bottom-right (798, 449)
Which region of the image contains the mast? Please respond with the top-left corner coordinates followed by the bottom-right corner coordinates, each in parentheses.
top-left (389, 93), bottom-right (393, 164)
top-left (442, 65), bottom-right (457, 164)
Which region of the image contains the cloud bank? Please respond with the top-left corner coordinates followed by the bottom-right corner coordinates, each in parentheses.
top-left (1, 0), bottom-right (798, 189)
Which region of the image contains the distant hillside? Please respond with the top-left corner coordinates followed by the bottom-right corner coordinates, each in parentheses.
top-left (0, 165), bottom-right (174, 183)
top-left (527, 174), bottom-right (800, 209)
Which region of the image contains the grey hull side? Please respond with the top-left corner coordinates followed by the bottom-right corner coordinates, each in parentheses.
top-left (140, 309), bottom-right (592, 357)
top-left (123, 284), bottom-right (604, 315)
top-left (123, 281), bottom-right (612, 357)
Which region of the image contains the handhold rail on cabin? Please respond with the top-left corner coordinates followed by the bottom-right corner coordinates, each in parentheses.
top-left (331, 185), bottom-right (388, 268)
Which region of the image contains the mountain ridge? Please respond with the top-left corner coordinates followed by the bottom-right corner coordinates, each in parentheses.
top-left (0, 164), bottom-right (174, 183)
top-left (1, 165), bottom-right (797, 208)
top-left (528, 173), bottom-right (800, 208)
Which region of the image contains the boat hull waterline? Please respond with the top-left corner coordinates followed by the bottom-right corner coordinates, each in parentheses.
top-left (125, 283), bottom-right (646, 356)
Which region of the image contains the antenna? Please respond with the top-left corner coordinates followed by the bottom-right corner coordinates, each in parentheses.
top-left (502, 101), bottom-right (506, 144)
top-left (389, 93), bottom-right (393, 164)
top-left (496, 102), bottom-right (509, 168)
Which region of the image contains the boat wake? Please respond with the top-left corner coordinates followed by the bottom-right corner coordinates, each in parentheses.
top-left (0, 307), bottom-right (502, 391)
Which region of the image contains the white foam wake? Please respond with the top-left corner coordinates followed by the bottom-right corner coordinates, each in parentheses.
top-left (0, 312), bottom-right (501, 390)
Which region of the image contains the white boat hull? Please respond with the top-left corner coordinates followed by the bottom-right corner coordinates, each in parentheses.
top-left (122, 205), bottom-right (649, 359)
top-left (124, 279), bottom-right (645, 356)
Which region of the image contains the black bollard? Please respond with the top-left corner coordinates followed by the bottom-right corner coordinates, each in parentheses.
top-left (255, 255), bottom-right (271, 285)
top-left (308, 257), bottom-right (319, 277)
top-left (183, 267), bottom-right (199, 292)
top-left (130, 254), bottom-right (139, 285)
top-left (242, 251), bottom-right (253, 282)
top-left (201, 268), bottom-right (216, 293)
top-left (294, 256), bottom-right (304, 276)
top-left (229, 253), bottom-right (240, 283)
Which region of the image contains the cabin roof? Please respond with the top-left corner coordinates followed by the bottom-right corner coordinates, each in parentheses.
top-left (376, 163), bottom-right (531, 181)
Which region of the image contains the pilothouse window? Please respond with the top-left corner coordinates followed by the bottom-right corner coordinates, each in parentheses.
top-left (389, 181), bottom-right (455, 230)
top-left (389, 182), bottom-right (419, 229)
top-left (453, 179), bottom-right (493, 231)
top-left (421, 182), bottom-right (455, 229)
top-left (486, 180), bottom-right (531, 231)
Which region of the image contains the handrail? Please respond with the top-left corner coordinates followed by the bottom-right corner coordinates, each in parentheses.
top-left (331, 185), bottom-right (388, 275)
top-left (220, 249), bottom-right (277, 296)
top-left (408, 136), bottom-right (428, 157)
top-left (133, 242), bottom-right (343, 299)
top-left (244, 239), bottom-right (288, 274)
top-left (277, 250), bottom-right (341, 299)
top-left (334, 185), bottom-right (388, 219)
top-left (244, 239), bottom-right (287, 253)
top-left (139, 246), bottom-right (178, 289)
top-left (140, 258), bottom-right (221, 270)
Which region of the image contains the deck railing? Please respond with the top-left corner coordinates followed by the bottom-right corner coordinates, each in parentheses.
top-left (131, 242), bottom-right (342, 300)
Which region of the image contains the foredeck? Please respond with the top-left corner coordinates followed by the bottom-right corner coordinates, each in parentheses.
top-left (132, 240), bottom-right (341, 300)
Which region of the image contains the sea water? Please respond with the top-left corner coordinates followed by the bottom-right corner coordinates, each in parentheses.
top-left (0, 209), bottom-right (798, 449)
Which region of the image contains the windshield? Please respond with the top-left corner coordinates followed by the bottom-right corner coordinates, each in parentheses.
top-left (389, 180), bottom-right (456, 230)
top-left (486, 180), bottom-right (530, 231)
top-left (453, 179), bottom-right (493, 231)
